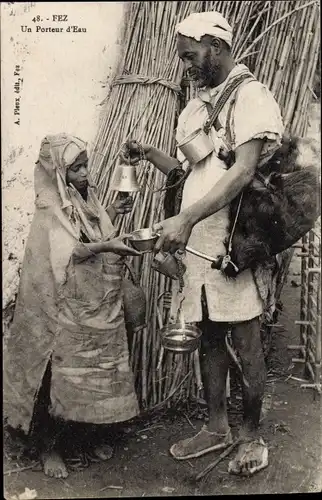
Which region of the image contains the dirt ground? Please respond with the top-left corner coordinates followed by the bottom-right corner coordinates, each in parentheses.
top-left (4, 254), bottom-right (322, 498)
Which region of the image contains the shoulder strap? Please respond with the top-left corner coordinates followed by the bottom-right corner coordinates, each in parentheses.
top-left (203, 73), bottom-right (255, 135)
top-left (225, 96), bottom-right (236, 147)
top-left (205, 101), bottom-right (222, 131)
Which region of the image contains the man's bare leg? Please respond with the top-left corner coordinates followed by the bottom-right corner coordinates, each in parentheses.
top-left (228, 316), bottom-right (268, 475)
top-left (200, 319), bottom-right (231, 434)
top-left (169, 320), bottom-right (233, 459)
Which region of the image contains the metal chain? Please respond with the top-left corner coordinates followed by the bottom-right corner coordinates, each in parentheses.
top-left (174, 249), bottom-right (185, 293)
top-left (132, 140), bottom-right (159, 193)
top-left (219, 191), bottom-right (244, 274)
top-left (227, 191), bottom-right (244, 254)
top-left (134, 140), bottom-right (146, 164)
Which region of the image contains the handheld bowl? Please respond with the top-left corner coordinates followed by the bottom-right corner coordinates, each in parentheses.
top-left (128, 228), bottom-right (159, 253)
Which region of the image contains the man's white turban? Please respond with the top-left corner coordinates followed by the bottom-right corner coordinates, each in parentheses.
top-left (175, 11), bottom-right (233, 48)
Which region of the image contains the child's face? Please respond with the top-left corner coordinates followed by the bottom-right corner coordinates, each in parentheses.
top-left (66, 153), bottom-right (89, 192)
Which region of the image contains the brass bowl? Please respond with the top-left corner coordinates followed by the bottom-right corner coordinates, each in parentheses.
top-left (160, 323), bottom-right (202, 353)
top-left (128, 228), bottom-right (159, 253)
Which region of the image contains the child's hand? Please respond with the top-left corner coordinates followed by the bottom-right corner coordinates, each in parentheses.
top-left (112, 194), bottom-right (134, 215)
top-left (105, 234), bottom-right (142, 257)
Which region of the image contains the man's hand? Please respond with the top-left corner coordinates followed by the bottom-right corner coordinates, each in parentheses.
top-left (119, 139), bottom-right (151, 165)
top-left (120, 139), bottom-right (178, 176)
top-left (153, 214), bottom-right (193, 254)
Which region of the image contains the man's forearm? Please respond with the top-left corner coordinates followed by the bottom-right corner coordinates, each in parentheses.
top-left (146, 146), bottom-right (180, 175)
top-left (183, 162), bottom-right (255, 226)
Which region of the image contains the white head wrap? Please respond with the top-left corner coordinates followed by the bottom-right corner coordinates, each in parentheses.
top-left (175, 11), bottom-right (233, 48)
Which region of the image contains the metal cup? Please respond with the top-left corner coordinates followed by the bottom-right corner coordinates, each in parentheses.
top-left (178, 128), bottom-right (215, 165)
top-left (151, 251), bottom-right (186, 279)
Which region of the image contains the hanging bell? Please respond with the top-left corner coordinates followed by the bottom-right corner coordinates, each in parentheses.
top-left (110, 163), bottom-right (141, 193)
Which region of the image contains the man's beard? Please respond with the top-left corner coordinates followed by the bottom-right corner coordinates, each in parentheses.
top-left (197, 51), bottom-right (221, 88)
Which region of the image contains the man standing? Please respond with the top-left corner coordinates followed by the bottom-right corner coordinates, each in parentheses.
top-left (124, 11), bottom-right (284, 476)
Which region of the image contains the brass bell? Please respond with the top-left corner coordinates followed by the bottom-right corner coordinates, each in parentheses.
top-left (110, 163), bottom-right (141, 193)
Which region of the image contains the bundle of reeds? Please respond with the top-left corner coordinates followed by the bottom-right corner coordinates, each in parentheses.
top-left (89, 0), bottom-right (320, 410)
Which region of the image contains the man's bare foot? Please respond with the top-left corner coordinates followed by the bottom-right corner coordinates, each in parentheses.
top-left (41, 450), bottom-right (68, 479)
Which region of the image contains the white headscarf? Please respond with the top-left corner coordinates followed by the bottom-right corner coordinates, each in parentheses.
top-left (175, 11), bottom-right (233, 48)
